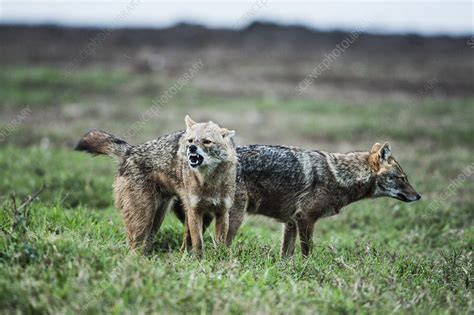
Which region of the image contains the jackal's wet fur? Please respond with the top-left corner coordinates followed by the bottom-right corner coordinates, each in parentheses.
top-left (75, 116), bottom-right (237, 255)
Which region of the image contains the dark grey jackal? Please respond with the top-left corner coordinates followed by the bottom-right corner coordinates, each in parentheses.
top-left (222, 142), bottom-right (421, 257)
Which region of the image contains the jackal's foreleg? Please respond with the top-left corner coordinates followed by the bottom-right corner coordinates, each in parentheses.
top-left (215, 210), bottom-right (229, 245)
top-left (187, 209), bottom-right (204, 257)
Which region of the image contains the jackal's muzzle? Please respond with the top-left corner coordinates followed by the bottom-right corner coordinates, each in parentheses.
top-left (396, 191), bottom-right (421, 203)
top-left (188, 145), bottom-right (204, 168)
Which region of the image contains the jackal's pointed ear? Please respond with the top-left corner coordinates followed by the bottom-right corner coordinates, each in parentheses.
top-left (185, 115), bottom-right (197, 129)
top-left (369, 142), bottom-right (391, 170)
top-left (370, 143), bottom-right (382, 154)
top-left (379, 142), bottom-right (391, 162)
top-left (221, 128), bottom-right (235, 139)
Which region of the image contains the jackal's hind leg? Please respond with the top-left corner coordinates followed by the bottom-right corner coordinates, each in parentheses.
top-left (114, 176), bottom-right (158, 255)
top-left (145, 196), bottom-right (174, 253)
top-left (297, 218), bottom-right (315, 257)
top-left (226, 192), bottom-right (247, 246)
top-left (226, 209), bottom-right (244, 247)
top-left (281, 220), bottom-right (297, 258)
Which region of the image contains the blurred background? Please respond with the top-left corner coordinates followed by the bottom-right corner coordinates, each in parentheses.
top-left (0, 0), bottom-right (472, 213)
top-left (0, 0), bottom-right (472, 206)
top-left (1, 1), bottom-right (473, 142)
top-left (0, 1), bottom-right (473, 313)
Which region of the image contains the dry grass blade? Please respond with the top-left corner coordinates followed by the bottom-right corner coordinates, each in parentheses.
top-left (16, 184), bottom-right (47, 213)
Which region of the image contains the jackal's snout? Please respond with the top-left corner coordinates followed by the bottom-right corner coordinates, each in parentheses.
top-left (395, 181), bottom-right (421, 203)
top-left (187, 144), bottom-right (204, 168)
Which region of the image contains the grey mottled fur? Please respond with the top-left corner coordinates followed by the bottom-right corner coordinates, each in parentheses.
top-left (224, 143), bottom-right (420, 257)
top-left (77, 129), bottom-right (420, 257)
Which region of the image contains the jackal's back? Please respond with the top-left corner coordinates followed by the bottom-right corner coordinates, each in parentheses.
top-left (117, 131), bottom-right (185, 191)
top-left (236, 145), bottom-right (329, 220)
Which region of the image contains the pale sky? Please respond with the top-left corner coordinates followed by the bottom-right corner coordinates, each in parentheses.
top-left (0, 1), bottom-right (472, 35)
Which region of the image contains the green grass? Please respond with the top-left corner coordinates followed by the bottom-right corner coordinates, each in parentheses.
top-left (0, 67), bottom-right (141, 107)
top-left (0, 198), bottom-right (472, 314)
top-left (0, 66), bottom-right (473, 314)
top-left (0, 146), bottom-right (115, 208)
top-left (0, 146), bottom-right (472, 314)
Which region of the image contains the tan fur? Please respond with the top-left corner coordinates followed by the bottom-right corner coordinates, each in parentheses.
top-left (368, 142), bottom-right (383, 171)
top-left (114, 175), bottom-right (166, 254)
top-left (178, 116), bottom-right (237, 257)
top-left (76, 117), bottom-right (236, 256)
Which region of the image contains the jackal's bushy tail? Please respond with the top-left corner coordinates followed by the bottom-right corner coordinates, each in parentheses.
top-left (75, 130), bottom-right (130, 160)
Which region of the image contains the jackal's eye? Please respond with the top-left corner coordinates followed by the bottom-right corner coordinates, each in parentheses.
top-left (391, 175), bottom-right (405, 182)
top-left (187, 139), bottom-right (193, 143)
top-left (202, 139), bottom-right (212, 145)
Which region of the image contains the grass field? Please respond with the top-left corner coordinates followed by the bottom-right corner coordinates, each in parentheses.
top-left (0, 58), bottom-right (473, 314)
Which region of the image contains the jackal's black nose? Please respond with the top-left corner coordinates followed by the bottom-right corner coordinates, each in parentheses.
top-left (415, 194), bottom-right (421, 200)
top-left (189, 145), bottom-right (197, 153)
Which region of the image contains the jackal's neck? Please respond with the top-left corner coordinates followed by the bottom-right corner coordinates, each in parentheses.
top-left (325, 151), bottom-right (376, 204)
top-left (189, 159), bottom-right (236, 188)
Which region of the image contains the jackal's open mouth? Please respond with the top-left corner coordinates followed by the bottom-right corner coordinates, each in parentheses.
top-left (188, 153), bottom-right (204, 168)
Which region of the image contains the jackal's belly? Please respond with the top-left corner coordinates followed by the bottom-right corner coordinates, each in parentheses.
top-left (190, 194), bottom-right (233, 213)
top-left (247, 196), bottom-right (298, 222)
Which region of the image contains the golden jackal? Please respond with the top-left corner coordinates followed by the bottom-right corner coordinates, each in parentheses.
top-left (75, 116), bottom-right (237, 256)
